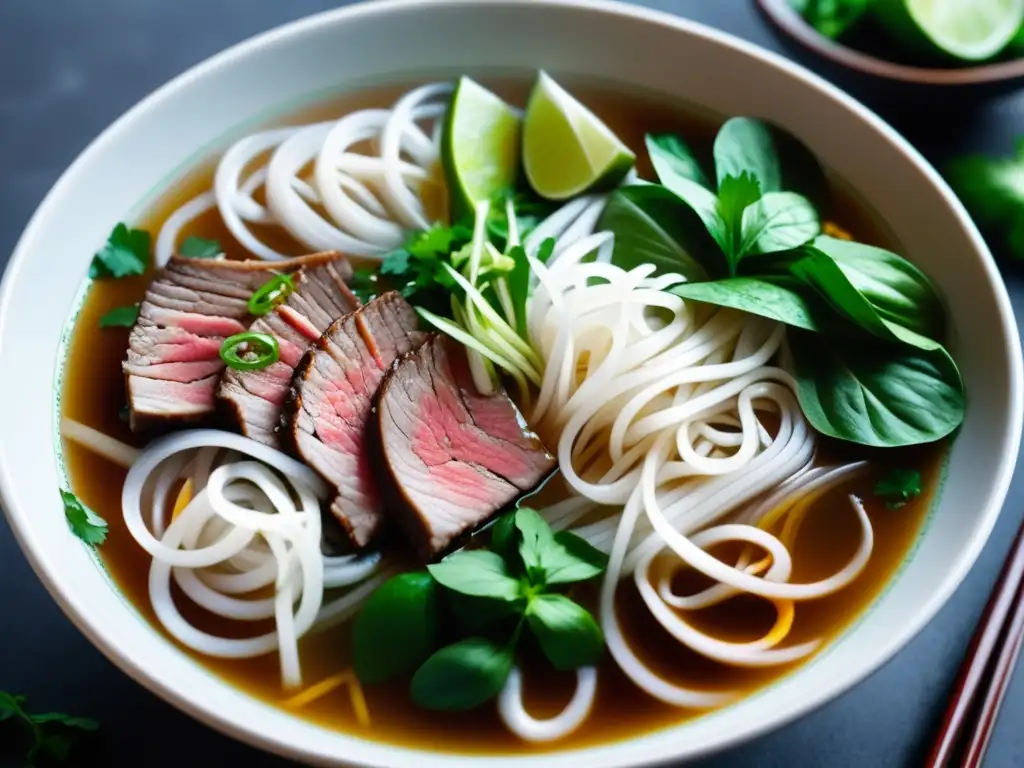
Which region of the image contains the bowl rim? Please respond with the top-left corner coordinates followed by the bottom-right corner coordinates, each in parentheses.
top-left (757, 0), bottom-right (1024, 85)
top-left (1, 0), bottom-right (1021, 765)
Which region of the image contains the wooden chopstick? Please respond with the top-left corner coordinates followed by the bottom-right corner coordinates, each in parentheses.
top-left (926, 520), bottom-right (1024, 767)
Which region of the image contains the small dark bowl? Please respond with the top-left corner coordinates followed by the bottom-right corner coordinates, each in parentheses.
top-left (757, 0), bottom-right (1024, 105)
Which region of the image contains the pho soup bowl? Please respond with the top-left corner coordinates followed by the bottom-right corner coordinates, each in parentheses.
top-left (0, 0), bottom-right (1020, 766)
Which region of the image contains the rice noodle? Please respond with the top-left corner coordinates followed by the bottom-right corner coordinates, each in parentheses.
top-left (497, 666), bottom-right (597, 742)
top-left (157, 84), bottom-right (451, 262)
top-left (120, 430), bottom-right (383, 689)
top-left (517, 217), bottom-right (876, 714)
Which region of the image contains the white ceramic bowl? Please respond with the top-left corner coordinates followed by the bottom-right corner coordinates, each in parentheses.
top-left (1, 1), bottom-right (1020, 766)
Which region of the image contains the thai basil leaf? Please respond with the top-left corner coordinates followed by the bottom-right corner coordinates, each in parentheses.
top-left (645, 134), bottom-right (714, 199)
top-left (771, 247), bottom-right (941, 352)
top-left (669, 276), bottom-right (834, 332)
top-left (812, 235), bottom-right (944, 340)
top-left (410, 638), bottom-right (513, 711)
top-left (489, 511), bottom-right (518, 565)
top-left (787, 330), bottom-right (965, 447)
top-left (353, 572), bottom-right (440, 684)
top-left (713, 118), bottom-right (828, 206)
top-left (515, 507), bottom-right (555, 583)
top-left (714, 118), bottom-right (782, 193)
top-left (716, 173), bottom-right (762, 267)
top-left (600, 185), bottom-right (722, 280)
top-left (544, 532), bottom-right (609, 585)
top-left (740, 192), bottom-right (820, 256)
top-left (446, 592), bottom-right (525, 635)
top-left (525, 594), bottom-right (604, 670)
top-left (427, 550), bottom-right (523, 600)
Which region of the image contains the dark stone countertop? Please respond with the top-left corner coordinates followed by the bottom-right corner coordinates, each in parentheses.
top-left (1, 1), bottom-right (1023, 766)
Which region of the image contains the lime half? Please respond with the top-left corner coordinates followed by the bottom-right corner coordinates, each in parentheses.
top-left (523, 72), bottom-right (635, 201)
top-left (441, 77), bottom-right (521, 223)
top-left (875, 0), bottom-right (1024, 61)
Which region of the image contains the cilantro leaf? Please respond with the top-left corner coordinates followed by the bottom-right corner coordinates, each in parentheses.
top-left (88, 223), bottom-right (150, 279)
top-left (348, 266), bottom-right (379, 303)
top-left (0, 692), bottom-right (27, 722)
top-left (60, 490), bottom-right (108, 546)
top-left (0, 692), bottom-right (98, 766)
top-left (874, 468), bottom-right (922, 510)
top-left (380, 249), bottom-right (412, 276)
top-left (948, 140), bottom-right (1024, 259)
top-left (98, 304), bottom-right (139, 329)
top-left (179, 236), bottom-right (221, 259)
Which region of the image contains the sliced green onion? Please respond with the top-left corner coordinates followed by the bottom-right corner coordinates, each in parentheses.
top-left (220, 332), bottom-right (280, 371)
top-left (247, 274), bottom-right (295, 316)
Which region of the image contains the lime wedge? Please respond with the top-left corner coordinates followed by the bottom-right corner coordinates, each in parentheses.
top-left (522, 72), bottom-right (635, 201)
top-left (441, 77), bottom-right (521, 223)
top-left (875, 0), bottom-right (1024, 61)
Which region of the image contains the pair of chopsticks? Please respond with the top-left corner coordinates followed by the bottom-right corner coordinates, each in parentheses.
top-left (926, 520), bottom-right (1024, 767)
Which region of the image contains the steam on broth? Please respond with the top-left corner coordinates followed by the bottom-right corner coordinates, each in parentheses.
top-left (59, 75), bottom-right (956, 753)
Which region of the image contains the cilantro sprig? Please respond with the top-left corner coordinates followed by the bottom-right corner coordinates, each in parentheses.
top-left (874, 468), bottom-right (922, 510)
top-left (88, 223), bottom-right (150, 279)
top-left (60, 490), bottom-right (108, 546)
top-left (98, 304), bottom-right (139, 329)
top-left (0, 692), bottom-right (98, 767)
top-left (351, 507), bottom-right (608, 711)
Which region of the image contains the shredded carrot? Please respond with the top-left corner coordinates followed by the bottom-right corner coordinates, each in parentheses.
top-left (822, 221), bottom-right (852, 241)
top-left (763, 599), bottom-right (796, 647)
top-left (171, 478), bottom-right (194, 522)
top-left (282, 671), bottom-right (371, 728)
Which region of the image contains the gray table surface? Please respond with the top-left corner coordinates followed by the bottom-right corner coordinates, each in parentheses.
top-left (2, 1), bottom-right (1024, 766)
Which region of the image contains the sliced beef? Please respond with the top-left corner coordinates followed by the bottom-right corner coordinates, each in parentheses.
top-left (217, 262), bottom-right (359, 448)
top-left (124, 252), bottom-right (351, 431)
top-left (283, 292), bottom-right (425, 548)
top-left (373, 334), bottom-right (555, 559)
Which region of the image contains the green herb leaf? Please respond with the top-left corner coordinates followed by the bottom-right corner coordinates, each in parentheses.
top-left (760, 246), bottom-right (943, 352)
top-left (739, 191), bottom-right (820, 256)
top-left (790, 0), bottom-right (872, 39)
top-left (40, 732), bottom-right (73, 762)
top-left (505, 243), bottom-right (534, 338)
top-left (646, 133), bottom-right (712, 190)
top-left (514, 507), bottom-right (556, 583)
top-left (512, 509), bottom-right (608, 586)
top-left (410, 638), bottom-right (513, 711)
top-left (0, 692), bottom-right (98, 766)
top-left (544, 532), bottom-right (610, 585)
top-left (787, 330), bottom-right (965, 447)
top-left (353, 572), bottom-right (440, 684)
top-left (717, 172), bottom-right (763, 266)
top-left (446, 591), bottom-right (525, 635)
top-left (874, 468), bottom-right (923, 509)
top-left (490, 511), bottom-right (519, 564)
top-left (98, 305), bottom-right (140, 329)
top-left (427, 550), bottom-right (523, 600)
top-left (525, 594), bottom-right (604, 670)
top-left (29, 714), bottom-right (99, 731)
top-left (88, 223), bottom-right (150, 279)
top-left (669, 276), bottom-right (832, 332)
top-left (714, 118), bottom-right (782, 194)
top-left (60, 490), bottom-right (108, 546)
top-left (811, 236), bottom-right (945, 341)
top-left (349, 266), bottom-right (379, 304)
top-left (0, 692), bottom-right (27, 722)
top-left (381, 249), bottom-right (412, 276)
top-left (600, 185), bottom-right (720, 280)
top-left (178, 236), bottom-right (221, 259)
